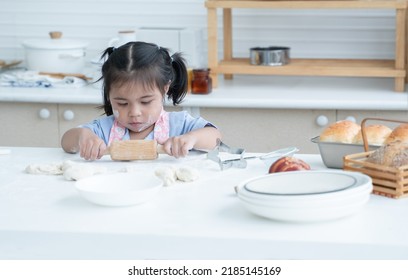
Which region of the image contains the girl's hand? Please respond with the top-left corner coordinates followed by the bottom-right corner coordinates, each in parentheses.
top-left (78, 131), bottom-right (107, 161)
top-left (162, 134), bottom-right (197, 158)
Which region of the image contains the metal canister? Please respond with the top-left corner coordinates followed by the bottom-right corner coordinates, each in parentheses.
top-left (250, 47), bottom-right (290, 66)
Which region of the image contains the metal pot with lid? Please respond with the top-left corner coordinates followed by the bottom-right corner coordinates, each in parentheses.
top-left (22, 31), bottom-right (88, 73)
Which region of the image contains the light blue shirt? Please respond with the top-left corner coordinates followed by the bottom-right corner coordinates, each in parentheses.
top-left (81, 111), bottom-right (214, 145)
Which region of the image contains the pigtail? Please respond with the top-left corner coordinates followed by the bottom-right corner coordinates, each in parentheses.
top-left (100, 47), bottom-right (116, 60)
top-left (98, 46), bottom-right (117, 116)
top-left (167, 52), bottom-right (188, 105)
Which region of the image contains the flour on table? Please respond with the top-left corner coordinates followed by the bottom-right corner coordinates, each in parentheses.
top-left (0, 148), bottom-right (11, 155)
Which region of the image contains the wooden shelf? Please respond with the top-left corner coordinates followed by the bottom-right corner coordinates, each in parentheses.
top-left (218, 58), bottom-right (406, 78)
top-left (206, 1), bottom-right (408, 10)
top-left (205, 0), bottom-right (408, 92)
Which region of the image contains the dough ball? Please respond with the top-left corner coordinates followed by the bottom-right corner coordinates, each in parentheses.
top-left (25, 163), bottom-right (63, 175)
top-left (176, 166), bottom-right (199, 182)
top-left (63, 164), bottom-right (107, 181)
top-left (154, 166), bottom-right (177, 186)
top-left (61, 160), bottom-right (77, 171)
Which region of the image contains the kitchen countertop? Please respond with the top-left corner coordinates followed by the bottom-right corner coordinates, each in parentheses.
top-left (1, 147), bottom-right (408, 260)
top-left (1, 75), bottom-right (408, 110)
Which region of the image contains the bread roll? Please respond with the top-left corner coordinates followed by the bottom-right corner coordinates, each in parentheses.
top-left (319, 120), bottom-right (361, 144)
top-left (367, 141), bottom-right (408, 167)
top-left (353, 124), bottom-right (392, 145)
top-left (385, 124), bottom-right (408, 144)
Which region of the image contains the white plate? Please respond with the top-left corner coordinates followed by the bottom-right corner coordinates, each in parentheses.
top-left (236, 170), bottom-right (372, 222)
top-left (245, 171), bottom-right (357, 195)
top-left (237, 170), bottom-right (372, 201)
top-left (75, 172), bottom-right (163, 207)
top-left (239, 185), bottom-right (371, 208)
top-left (240, 197), bottom-right (369, 223)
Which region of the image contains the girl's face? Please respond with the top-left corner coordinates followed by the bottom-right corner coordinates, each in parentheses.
top-left (109, 82), bottom-right (165, 135)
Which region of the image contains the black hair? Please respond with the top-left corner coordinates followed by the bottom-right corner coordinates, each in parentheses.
top-left (99, 41), bottom-right (188, 116)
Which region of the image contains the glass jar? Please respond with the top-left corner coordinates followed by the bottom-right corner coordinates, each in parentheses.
top-left (191, 68), bottom-right (212, 94)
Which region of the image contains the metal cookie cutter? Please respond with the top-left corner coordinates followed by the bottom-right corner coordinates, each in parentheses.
top-left (207, 141), bottom-right (299, 170)
top-left (207, 139), bottom-right (247, 170)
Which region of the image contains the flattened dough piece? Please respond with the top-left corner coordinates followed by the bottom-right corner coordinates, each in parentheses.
top-left (63, 164), bottom-right (107, 181)
top-left (25, 163), bottom-right (63, 175)
top-left (155, 166), bottom-right (177, 186)
top-left (175, 166), bottom-right (199, 182)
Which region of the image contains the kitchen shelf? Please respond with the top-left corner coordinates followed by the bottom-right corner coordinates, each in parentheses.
top-left (205, 0), bottom-right (408, 92)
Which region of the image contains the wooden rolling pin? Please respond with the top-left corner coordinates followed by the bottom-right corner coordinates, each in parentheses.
top-left (105, 140), bottom-right (165, 160)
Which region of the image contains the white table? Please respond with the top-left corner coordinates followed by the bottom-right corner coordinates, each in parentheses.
top-left (1, 147), bottom-right (408, 260)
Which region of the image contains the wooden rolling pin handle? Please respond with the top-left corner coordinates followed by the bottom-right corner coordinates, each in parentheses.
top-left (103, 147), bottom-right (111, 156)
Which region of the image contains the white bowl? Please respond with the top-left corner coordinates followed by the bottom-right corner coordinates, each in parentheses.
top-left (75, 172), bottom-right (163, 207)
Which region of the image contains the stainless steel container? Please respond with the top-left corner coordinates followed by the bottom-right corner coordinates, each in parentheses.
top-left (250, 46), bottom-right (290, 66)
top-left (311, 136), bottom-right (380, 169)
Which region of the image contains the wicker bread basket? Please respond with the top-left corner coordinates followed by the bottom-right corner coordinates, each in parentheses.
top-left (343, 118), bottom-right (408, 199)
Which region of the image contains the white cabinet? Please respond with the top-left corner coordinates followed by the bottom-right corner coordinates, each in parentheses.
top-left (58, 104), bottom-right (103, 140)
top-left (200, 108), bottom-right (336, 153)
top-left (0, 103), bottom-right (59, 147)
top-left (2, 101), bottom-right (406, 152)
top-left (0, 102), bottom-right (103, 147)
top-left (199, 108), bottom-right (408, 154)
top-left (336, 110), bottom-right (408, 128)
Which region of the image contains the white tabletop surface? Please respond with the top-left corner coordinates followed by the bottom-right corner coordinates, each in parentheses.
top-left (1, 147), bottom-right (408, 260)
top-left (1, 75), bottom-right (407, 110)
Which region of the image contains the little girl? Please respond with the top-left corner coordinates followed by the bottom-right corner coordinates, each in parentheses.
top-left (61, 41), bottom-right (221, 160)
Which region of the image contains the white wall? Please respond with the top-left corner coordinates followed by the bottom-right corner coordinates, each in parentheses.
top-left (1, 0), bottom-right (397, 66)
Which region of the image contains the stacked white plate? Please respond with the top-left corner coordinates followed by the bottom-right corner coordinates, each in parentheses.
top-left (236, 170), bottom-right (373, 223)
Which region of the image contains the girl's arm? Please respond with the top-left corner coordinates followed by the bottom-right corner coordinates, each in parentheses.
top-left (162, 126), bottom-right (221, 158)
top-left (61, 128), bottom-right (107, 160)
top-left (189, 126), bottom-right (222, 150)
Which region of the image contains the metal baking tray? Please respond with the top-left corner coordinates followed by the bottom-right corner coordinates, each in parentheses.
top-left (311, 136), bottom-right (380, 169)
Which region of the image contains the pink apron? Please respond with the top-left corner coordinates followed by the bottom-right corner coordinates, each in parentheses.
top-left (108, 108), bottom-right (170, 145)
